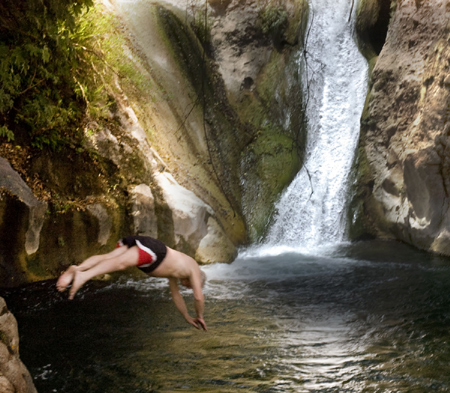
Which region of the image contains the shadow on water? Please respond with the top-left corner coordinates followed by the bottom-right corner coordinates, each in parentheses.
top-left (2, 240), bottom-right (450, 392)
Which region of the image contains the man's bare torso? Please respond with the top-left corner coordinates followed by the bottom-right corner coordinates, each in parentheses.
top-left (150, 247), bottom-right (198, 280)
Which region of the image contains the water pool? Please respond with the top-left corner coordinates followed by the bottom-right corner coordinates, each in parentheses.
top-left (2, 240), bottom-right (450, 392)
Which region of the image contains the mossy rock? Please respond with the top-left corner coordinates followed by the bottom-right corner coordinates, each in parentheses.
top-left (241, 130), bottom-right (301, 240)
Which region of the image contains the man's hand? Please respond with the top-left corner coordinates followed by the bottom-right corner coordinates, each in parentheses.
top-left (169, 277), bottom-right (207, 331)
top-left (186, 316), bottom-right (207, 331)
top-left (194, 317), bottom-right (207, 331)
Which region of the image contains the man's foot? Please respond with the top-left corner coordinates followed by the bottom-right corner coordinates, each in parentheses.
top-left (68, 270), bottom-right (88, 300)
top-left (56, 266), bottom-right (78, 292)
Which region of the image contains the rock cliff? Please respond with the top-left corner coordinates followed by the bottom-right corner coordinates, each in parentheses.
top-left (351, 0), bottom-right (450, 254)
top-left (0, 0), bottom-right (307, 286)
top-left (0, 297), bottom-right (37, 393)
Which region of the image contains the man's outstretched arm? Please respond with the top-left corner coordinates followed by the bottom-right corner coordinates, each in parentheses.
top-left (189, 270), bottom-right (207, 331)
top-left (168, 278), bottom-right (206, 330)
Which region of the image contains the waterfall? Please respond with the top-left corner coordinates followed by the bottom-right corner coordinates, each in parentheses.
top-left (265, 0), bottom-right (368, 249)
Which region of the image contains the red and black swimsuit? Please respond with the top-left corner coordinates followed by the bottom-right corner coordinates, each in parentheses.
top-left (117, 236), bottom-right (167, 274)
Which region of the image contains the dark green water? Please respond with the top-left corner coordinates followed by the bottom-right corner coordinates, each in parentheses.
top-left (2, 240), bottom-right (450, 392)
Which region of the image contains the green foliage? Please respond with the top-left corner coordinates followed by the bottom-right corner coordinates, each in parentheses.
top-left (257, 0), bottom-right (288, 37)
top-left (0, 0), bottom-right (95, 150)
top-left (87, 9), bottom-right (154, 97)
top-left (0, 331), bottom-right (8, 346)
top-left (0, 125), bottom-right (14, 141)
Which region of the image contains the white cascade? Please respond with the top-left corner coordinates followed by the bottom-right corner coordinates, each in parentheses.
top-left (265, 0), bottom-right (368, 249)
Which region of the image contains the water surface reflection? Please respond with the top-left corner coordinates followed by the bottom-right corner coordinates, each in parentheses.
top-left (2, 240), bottom-right (450, 392)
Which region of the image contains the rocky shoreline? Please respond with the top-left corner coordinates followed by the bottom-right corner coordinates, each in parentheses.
top-left (0, 297), bottom-right (36, 393)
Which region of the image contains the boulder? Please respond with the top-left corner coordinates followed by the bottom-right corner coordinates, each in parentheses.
top-left (0, 157), bottom-right (47, 256)
top-left (0, 298), bottom-right (37, 393)
top-left (128, 184), bottom-right (158, 238)
top-left (195, 217), bottom-right (237, 264)
top-left (155, 172), bottom-right (211, 248)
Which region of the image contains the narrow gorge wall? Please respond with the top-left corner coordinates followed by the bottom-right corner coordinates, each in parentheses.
top-left (351, 0), bottom-right (450, 255)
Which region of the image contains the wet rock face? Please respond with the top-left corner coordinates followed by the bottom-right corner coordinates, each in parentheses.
top-left (352, 0), bottom-right (450, 254)
top-left (208, 0), bottom-right (307, 240)
top-left (209, 0), bottom-right (272, 100)
top-left (0, 298), bottom-right (37, 393)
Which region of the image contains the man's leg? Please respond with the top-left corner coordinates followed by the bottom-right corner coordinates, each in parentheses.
top-left (57, 246), bottom-right (130, 293)
top-left (78, 246), bottom-right (130, 271)
top-left (69, 246), bottom-right (140, 299)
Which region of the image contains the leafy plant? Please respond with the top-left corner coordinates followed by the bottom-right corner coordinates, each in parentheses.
top-left (257, 0), bottom-right (288, 40)
top-left (0, 125), bottom-right (14, 141)
top-left (0, 0), bottom-right (95, 149)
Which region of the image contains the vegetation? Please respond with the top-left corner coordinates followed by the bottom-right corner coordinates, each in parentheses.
top-left (257, 0), bottom-right (288, 45)
top-left (0, 0), bottom-right (149, 151)
top-left (0, 0), bottom-right (158, 217)
top-left (0, 0), bottom-right (94, 149)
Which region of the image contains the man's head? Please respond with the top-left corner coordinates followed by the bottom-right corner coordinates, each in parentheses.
top-left (180, 270), bottom-right (207, 289)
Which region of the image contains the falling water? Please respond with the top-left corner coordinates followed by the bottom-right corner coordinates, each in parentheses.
top-left (266, 0), bottom-right (368, 249)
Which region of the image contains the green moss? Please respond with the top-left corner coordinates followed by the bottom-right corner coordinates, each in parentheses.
top-left (156, 7), bottom-right (210, 97)
top-left (236, 51), bottom-right (291, 132)
top-left (256, 0), bottom-right (309, 49)
top-left (286, 0), bottom-right (309, 45)
top-left (86, 6), bottom-right (155, 99)
top-left (241, 126), bottom-right (300, 240)
top-left (253, 132), bottom-right (299, 196)
top-left (257, 3), bottom-right (288, 40)
top-left (259, 55), bottom-right (286, 103)
top-left (228, 3), bottom-right (309, 240)
top-left (25, 254), bottom-right (51, 278)
top-left (0, 331), bottom-right (8, 346)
